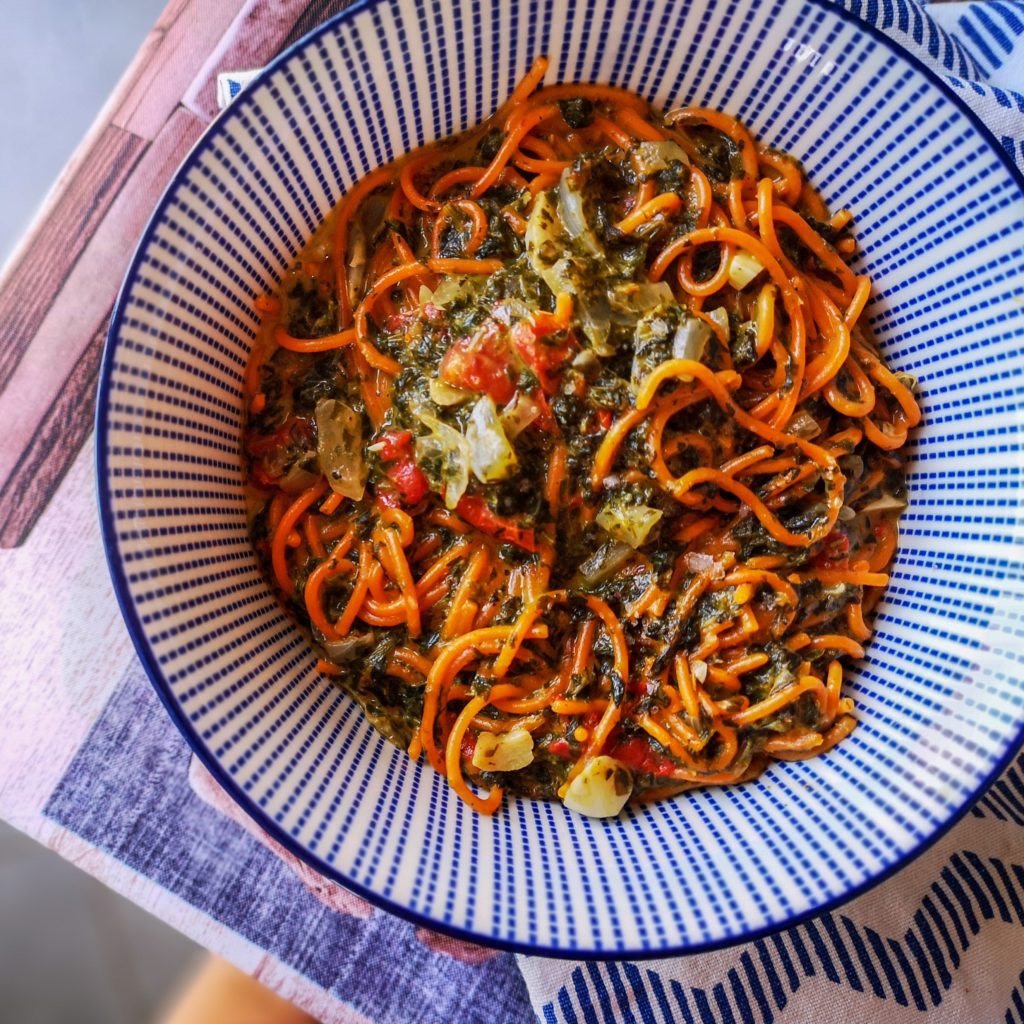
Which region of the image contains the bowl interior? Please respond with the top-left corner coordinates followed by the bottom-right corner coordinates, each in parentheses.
top-left (98, 0), bottom-right (1024, 955)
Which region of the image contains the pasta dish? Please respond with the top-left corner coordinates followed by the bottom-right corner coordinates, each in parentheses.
top-left (242, 58), bottom-right (919, 816)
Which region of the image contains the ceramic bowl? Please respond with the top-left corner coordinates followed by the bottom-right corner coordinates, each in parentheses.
top-left (97, 0), bottom-right (1024, 956)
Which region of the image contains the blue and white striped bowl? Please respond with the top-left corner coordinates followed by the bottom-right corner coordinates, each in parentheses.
top-left (97, 0), bottom-right (1024, 956)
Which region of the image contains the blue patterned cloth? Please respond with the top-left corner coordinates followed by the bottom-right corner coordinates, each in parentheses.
top-left (213, 3), bottom-right (1024, 1021)
top-left (515, 3), bottom-right (1024, 1021)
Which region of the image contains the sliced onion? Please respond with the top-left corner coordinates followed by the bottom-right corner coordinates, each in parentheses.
top-left (785, 409), bottom-right (822, 439)
top-left (430, 274), bottom-right (488, 310)
top-left (728, 251), bottom-right (765, 290)
top-left (278, 463), bottom-right (321, 495)
top-left (571, 349), bottom-right (600, 374)
top-left (525, 188), bottom-right (614, 353)
top-left (707, 307), bottom-right (730, 336)
top-left (315, 399), bottom-right (366, 500)
top-left (347, 222), bottom-right (368, 307)
top-left (562, 756), bottom-right (632, 818)
top-left (466, 395), bottom-right (518, 482)
top-left (493, 298), bottom-right (533, 325)
top-left (430, 278), bottom-right (462, 307)
top-left (575, 540), bottom-right (634, 584)
top-left (578, 296), bottom-right (614, 355)
top-left (632, 140), bottom-right (690, 175)
top-left (321, 633), bottom-right (376, 663)
top-left (414, 411), bottom-right (470, 509)
top-left (525, 192), bottom-right (577, 299)
top-left (672, 315), bottom-right (712, 362)
top-left (429, 378), bottom-right (474, 406)
top-left (596, 500), bottom-right (663, 548)
top-left (859, 493), bottom-right (907, 514)
top-left (500, 392), bottom-right (541, 438)
top-left (610, 280), bottom-right (675, 324)
top-left (558, 170), bottom-right (602, 256)
top-left (346, 194), bottom-right (388, 306)
top-left (472, 729), bottom-right (534, 772)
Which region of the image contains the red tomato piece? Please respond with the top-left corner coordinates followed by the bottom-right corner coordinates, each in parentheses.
top-left (608, 735), bottom-right (678, 777)
top-left (376, 429), bottom-right (413, 461)
top-left (386, 456), bottom-right (430, 505)
top-left (527, 388), bottom-right (560, 435)
top-left (547, 738), bottom-right (573, 759)
top-left (509, 319), bottom-right (576, 394)
top-left (246, 416), bottom-right (316, 484)
top-left (456, 495), bottom-right (537, 552)
top-left (812, 529), bottom-right (851, 568)
top-left (440, 325), bottom-right (516, 404)
top-left (246, 415), bottom-right (313, 458)
top-left (375, 489), bottom-right (401, 510)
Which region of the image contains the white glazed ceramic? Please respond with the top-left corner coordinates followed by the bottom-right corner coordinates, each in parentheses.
top-left (97, 0), bottom-right (1024, 956)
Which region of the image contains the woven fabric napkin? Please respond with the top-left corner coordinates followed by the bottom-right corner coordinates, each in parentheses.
top-left (225, 2), bottom-right (1024, 1021)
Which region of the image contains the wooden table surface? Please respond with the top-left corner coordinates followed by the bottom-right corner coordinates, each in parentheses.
top-left (0, 0), bottom-right (356, 548)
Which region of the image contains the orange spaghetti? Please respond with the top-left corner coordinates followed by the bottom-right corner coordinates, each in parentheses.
top-left (242, 58), bottom-right (918, 817)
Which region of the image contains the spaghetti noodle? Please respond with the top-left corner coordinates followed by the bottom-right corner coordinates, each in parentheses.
top-left (242, 58), bottom-right (919, 817)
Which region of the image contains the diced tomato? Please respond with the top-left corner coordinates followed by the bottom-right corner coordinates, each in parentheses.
top-left (440, 325), bottom-right (516, 404)
top-left (375, 429), bottom-right (413, 461)
top-left (608, 735), bottom-right (678, 778)
top-left (547, 738), bottom-right (573, 759)
top-left (461, 733), bottom-right (476, 762)
top-left (375, 489), bottom-right (401, 510)
top-left (385, 456), bottom-right (430, 505)
top-left (509, 318), bottom-right (576, 394)
top-left (246, 416), bottom-right (316, 485)
top-left (812, 529), bottom-right (851, 568)
top-left (456, 495), bottom-right (537, 552)
top-left (246, 416), bottom-right (313, 458)
top-left (596, 409), bottom-right (613, 430)
top-left (527, 388), bottom-right (560, 435)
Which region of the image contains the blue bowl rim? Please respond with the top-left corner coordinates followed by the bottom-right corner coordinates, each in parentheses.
top-left (95, 0), bottom-right (1024, 959)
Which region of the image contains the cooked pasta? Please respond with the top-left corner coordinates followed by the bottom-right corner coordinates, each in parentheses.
top-left (242, 57), bottom-right (919, 816)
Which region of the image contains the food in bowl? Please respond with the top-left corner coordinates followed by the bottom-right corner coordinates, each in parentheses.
top-left (241, 57), bottom-right (920, 817)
